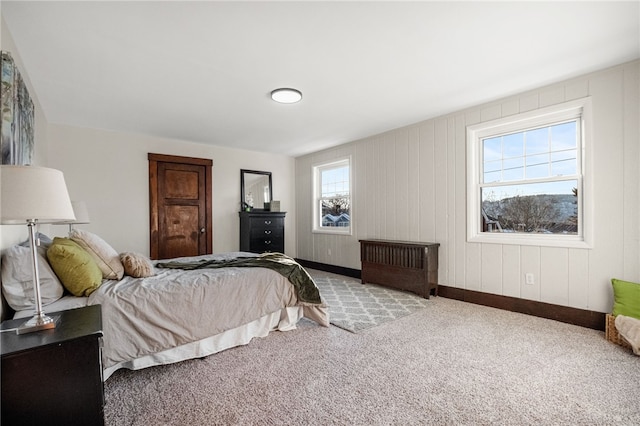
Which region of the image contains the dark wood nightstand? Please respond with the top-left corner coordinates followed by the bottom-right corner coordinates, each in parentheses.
top-left (1, 304), bottom-right (104, 425)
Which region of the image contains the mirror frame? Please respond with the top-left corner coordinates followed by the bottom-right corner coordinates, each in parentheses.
top-left (240, 169), bottom-right (272, 211)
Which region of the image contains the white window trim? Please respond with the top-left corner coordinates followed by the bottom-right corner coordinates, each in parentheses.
top-left (312, 157), bottom-right (353, 235)
top-left (466, 98), bottom-right (593, 248)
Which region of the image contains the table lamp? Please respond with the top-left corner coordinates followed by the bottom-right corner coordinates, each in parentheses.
top-left (66, 201), bottom-right (90, 234)
top-left (1, 165), bottom-right (76, 334)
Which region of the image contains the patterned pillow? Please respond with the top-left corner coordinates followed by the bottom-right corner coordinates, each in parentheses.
top-left (120, 252), bottom-right (155, 278)
top-left (70, 229), bottom-right (124, 280)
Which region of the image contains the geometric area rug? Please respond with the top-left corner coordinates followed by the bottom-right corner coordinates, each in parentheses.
top-left (311, 272), bottom-right (431, 333)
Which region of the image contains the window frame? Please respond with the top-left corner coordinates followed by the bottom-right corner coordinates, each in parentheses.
top-left (312, 157), bottom-right (352, 235)
top-left (466, 98), bottom-right (593, 248)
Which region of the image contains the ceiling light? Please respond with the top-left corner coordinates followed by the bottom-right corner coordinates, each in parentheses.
top-left (271, 88), bottom-right (302, 104)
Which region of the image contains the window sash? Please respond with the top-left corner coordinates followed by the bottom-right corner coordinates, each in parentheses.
top-left (480, 118), bottom-right (580, 185)
top-left (313, 158), bottom-right (352, 234)
top-left (466, 98), bottom-right (592, 248)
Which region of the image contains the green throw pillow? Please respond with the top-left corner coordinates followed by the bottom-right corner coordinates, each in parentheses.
top-left (611, 278), bottom-right (640, 320)
top-left (47, 237), bottom-right (103, 297)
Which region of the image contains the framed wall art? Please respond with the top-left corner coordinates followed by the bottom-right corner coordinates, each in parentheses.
top-left (1, 51), bottom-right (34, 165)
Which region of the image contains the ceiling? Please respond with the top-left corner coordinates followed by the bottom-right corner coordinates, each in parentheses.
top-left (2, 1), bottom-right (639, 157)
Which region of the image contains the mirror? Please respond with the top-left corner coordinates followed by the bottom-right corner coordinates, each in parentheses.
top-left (240, 169), bottom-right (272, 211)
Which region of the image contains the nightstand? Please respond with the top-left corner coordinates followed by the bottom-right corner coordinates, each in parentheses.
top-left (1, 304), bottom-right (104, 425)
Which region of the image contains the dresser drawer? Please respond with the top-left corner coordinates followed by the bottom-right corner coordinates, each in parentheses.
top-left (251, 236), bottom-right (284, 253)
top-left (250, 226), bottom-right (284, 239)
top-left (249, 217), bottom-right (284, 230)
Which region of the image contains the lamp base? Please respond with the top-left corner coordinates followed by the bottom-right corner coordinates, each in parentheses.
top-left (16, 313), bottom-right (59, 335)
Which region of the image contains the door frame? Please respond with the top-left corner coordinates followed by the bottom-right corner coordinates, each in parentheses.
top-left (148, 153), bottom-right (213, 259)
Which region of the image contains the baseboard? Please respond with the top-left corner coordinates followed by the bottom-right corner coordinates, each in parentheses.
top-left (297, 259), bottom-right (606, 331)
top-left (438, 285), bottom-right (606, 331)
top-left (295, 259), bottom-right (361, 279)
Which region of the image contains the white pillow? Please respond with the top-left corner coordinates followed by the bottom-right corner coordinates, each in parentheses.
top-left (70, 229), bottom-right (124, 280)
top-left (1, 244), bottom-right (65, 311)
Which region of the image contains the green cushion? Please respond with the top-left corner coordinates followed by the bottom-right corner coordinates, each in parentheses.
top-left (47, 237), bottom-right (103, 297)
top-left (611, 278), bottom-right (640, 320)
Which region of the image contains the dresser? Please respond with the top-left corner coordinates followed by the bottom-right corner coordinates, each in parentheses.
top-left (1, 305), bottom-right (104, 425)
top-left (239, 211), bottom-right (286, 253)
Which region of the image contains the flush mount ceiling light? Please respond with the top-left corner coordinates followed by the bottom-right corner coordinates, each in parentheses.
top-left (271, 88), bottom-right (302, 104)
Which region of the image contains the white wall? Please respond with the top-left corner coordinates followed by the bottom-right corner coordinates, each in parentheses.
top-left (296, 60), bottom-right (640, 314)
top-left (0, 15), bottom-right (53, 249)
top-left (2, 11), bottom-right (297, 259)
top-left (46, 124), bottom-right (296, 258)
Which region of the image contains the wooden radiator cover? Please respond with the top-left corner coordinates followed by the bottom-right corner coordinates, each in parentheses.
top-left (359, 239), bottom-right (439, 299)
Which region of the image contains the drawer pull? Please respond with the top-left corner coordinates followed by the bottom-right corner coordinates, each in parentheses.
top-left (264, 220), bottom-right (272, 225)
top-left (264, 230), bottom-right (272, 235)
top-left (265, 240), bottom-right (271, 245)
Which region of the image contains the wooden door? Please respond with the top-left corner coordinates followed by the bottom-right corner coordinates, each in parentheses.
top-left (149, 153), bottom-right (212, 260)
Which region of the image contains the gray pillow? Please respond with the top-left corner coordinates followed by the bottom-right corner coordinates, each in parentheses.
top-left (19, 232), bottom-right (53, 249)
top-left (1, 244), bottom-right (65, 311)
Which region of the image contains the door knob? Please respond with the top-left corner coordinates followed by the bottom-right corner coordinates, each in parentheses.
top-left (200, 227), bottom-right (205, 234)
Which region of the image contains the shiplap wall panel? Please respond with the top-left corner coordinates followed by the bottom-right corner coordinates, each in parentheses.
top-left (453, 115), bottom-right (467, 288)
top-left (565, 78), bottom-right (589, 101)
top-left (481, 243), bottom-right (503, 294)
top-left (568, 249), bottom-right (589, 309)
top-left (445, 117), bottom-right (457, 288)
top-left (466, 244), bottom-right (482, 291)
top-left (419, 122), bottom-right (436, 242)
top-left (520, 246), bottom-right (541, 301)
top-left (351, 144), bottom-right (364, 237)
top-left (623, 63), bottom-right (640, 279)
top-left (519, 93), bottom-right (539, 113)
top-left (395, 130), bottom-right (410, 240)
top-left (372, 137), bottom-right (383, 238)
top-left (408, 127), bottom-right (421, 241)
top-left (434, 119), bottom-right (448, 247)
top-left (539, 85), bottom-right (565, 108)
top-left (481, 104), bottom-right (502, 122)
top-left (295, 61), bottom-right (639, 313)
top-left (588, 68), bottom-right (626, 311)
top-left (295, 157), bottom-right (310, 260)
top-left (540, 248), bottom-right (569, 306)
top-left (502, 245), bottom-right (521, 298)
top-left (382, 136), bottom-right (392, 239)
top-left (501, 99), bottom-right (519, 117)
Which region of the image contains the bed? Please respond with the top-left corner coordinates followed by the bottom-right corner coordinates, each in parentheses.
top-left (1, 232), bottom-right (328, 380)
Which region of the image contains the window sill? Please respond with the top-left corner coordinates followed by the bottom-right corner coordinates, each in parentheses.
top-left (312, 228), bottom-right (352, 236)
top-left (468, 232), bottom-right (592, 249)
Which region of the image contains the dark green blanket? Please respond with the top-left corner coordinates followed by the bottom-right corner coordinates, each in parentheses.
top-left (156, 253), bottom-right (322, 305)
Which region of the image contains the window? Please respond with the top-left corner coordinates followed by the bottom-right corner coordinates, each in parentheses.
top-left (313, 158), bottom-right (351, 234)
top-left (467, 98), bottom-right (592, 248)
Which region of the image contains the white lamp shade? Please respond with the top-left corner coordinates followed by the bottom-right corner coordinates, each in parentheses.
top-left (1, 165), bottom-right (76, 224)
top-left (69, 201), bottom-right (90, 224)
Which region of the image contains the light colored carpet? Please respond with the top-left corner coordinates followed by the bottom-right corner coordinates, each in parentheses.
top-left (312, 270), bottom-right (430, 332)
top-left (104, 271), bottom-right (640, 425)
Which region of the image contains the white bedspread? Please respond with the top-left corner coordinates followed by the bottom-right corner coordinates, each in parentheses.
top-left (87, 253), bottom-right (328, 374)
